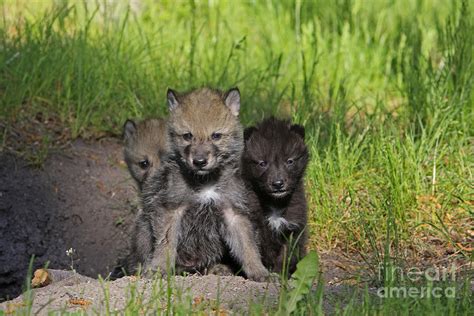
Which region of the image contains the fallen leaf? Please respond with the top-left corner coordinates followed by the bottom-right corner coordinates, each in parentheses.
top-left (456, 243), bottom-right (473, 252)
top-left (68, 298), bottom-right (92, 308)
top-left (192, 296), bottom-right (204, 308)
top-left (96, 180), bottom-right (107, 193)
top-left (31, 269), bottom-right (51, 288)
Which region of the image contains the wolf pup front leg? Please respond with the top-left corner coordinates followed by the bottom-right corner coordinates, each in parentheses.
top-left (143, 205), bottom-right (187, 276)
top-left (222, 208), bottom-right (269, 281)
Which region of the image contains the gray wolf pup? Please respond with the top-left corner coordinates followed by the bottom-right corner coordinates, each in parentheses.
top-left (112, 118), bottom-right (169, 278)
top-left (140, 87), bottom-right (269, 281)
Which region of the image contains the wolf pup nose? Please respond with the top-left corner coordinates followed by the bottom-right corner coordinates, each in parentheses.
top-left (192, 157), bottom-right (208, 168)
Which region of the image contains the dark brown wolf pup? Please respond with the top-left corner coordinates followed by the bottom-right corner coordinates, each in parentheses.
top-left (242, 117), bottom-right (309, 275)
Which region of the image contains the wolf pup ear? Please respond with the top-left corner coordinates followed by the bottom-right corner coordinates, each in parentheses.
top-left (290, 124), bottom-right (305, 140)
top-left (224, 88), bottom-right (240, 116)
top-left (123, 119), bottom-right (137, 141)
top-left (167, 88), bottom-right (179, 111)
top-left (244, 126), bottom-right (257, 141)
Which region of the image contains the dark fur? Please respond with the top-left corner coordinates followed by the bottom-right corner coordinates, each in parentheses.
top-left (139, 88), bottom-right (269, 281)
top-left (242, 117), bottom-right (309, 275)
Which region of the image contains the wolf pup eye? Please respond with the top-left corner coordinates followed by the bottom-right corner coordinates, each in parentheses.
top-left (139, 159), bottom-right (150, 170)
top-left (211, 132), bottom-right (222, 140)
top-left (183, 132), bottom-right (193, 141)
top-left (258, 160), bottom-right (268, 168)
top-left (286, 158), bottom-right (294, 165)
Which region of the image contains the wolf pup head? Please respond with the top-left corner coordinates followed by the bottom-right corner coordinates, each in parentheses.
top-left (123, 118), bottom-right (168, 187)
top-left (167, 87), bottom-right (243, 175)
top-left (243, 117), bottom-right (309, 199)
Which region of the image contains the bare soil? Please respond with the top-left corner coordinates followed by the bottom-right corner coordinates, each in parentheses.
top-left (0, 136), bottom-right (361, 314)
top-left (0, 138), bottom-right (137, 301)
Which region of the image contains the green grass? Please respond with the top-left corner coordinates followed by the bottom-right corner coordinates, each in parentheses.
top-left (0, 0), bottom-right (472, 314)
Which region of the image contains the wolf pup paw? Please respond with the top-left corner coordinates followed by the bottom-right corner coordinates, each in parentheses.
top-left (208, 264), bottom-right (234, 276)
top-left (246, 267), bottom-right (272, 282)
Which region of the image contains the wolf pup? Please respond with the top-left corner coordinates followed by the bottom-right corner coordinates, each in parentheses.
top-left (140, 87), bottom-right (269, 281)
top-left (123, 118), bottom-right (169, 189)
top-left (112, 118), bottom-right (169, 278)
top-left (242, 117), bottom-right (309, 275)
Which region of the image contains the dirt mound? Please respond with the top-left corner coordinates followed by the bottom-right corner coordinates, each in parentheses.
top-left (0, 270), bottom-right (360, 314)
top-left (0, 273), bottom-right (283, 314)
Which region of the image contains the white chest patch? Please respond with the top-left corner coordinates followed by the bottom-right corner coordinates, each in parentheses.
top-left (267, 213), bottom-right (290, 233)
top-left (198, 187), bottom-right (221, 204)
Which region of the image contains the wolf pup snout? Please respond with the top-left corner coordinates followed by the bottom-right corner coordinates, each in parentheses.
top-left (271, 179), bottom-right (285, 190)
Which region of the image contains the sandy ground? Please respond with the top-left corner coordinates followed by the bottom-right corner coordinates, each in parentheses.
top-left (0, 137), bottom-right (361, 314)
top-left (0, 273), bottom-right (279, 314)
top-left (0, 270), bottom-right (359, 315)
